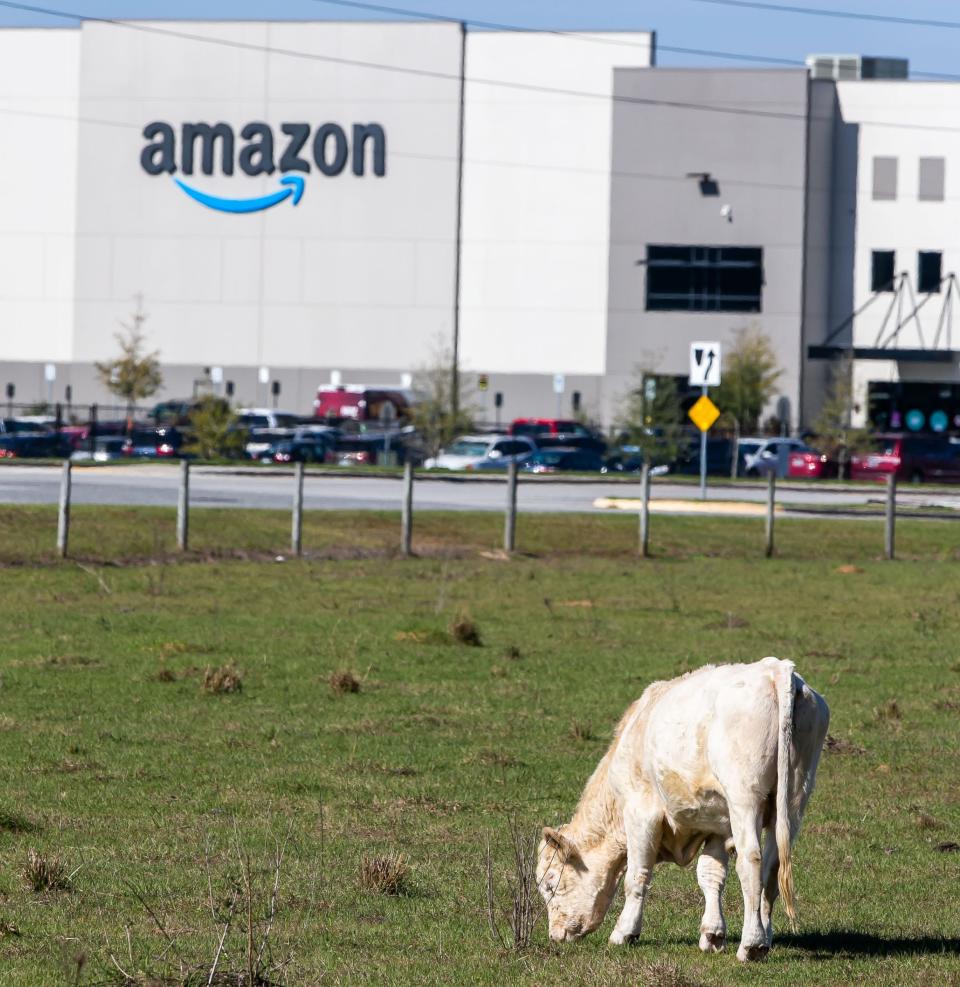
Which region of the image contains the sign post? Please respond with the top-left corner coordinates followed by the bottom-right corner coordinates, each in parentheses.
top-left (553, 373), bottom-right (565, 420)
top-left (688, 342), bottom-right (722, 501)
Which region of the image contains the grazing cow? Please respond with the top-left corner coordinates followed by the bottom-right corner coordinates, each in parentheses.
top-left (537, 657), bottom-right (829, 961)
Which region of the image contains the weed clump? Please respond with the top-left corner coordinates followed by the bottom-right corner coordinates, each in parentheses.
top-left (570, 720), bottom-right (595, 743)
top-left (155, 667), bottom-right (176, 683)
top-left (874, 698), bottom-right (902, 722)
top-left (22, 849), bottom-right (72, 892)
top-left (359, 852), bottom-right (408, 895)
top-left (330, 670), bottom-right (361, 695)
top-left (450, 613), bottom-right (482, 647)
top-left (504, 645), bottom-right (522, 661)
top-left (915, 812), bottom-right (942, 831)
top-left (202, 664), bottom-right (243, 694)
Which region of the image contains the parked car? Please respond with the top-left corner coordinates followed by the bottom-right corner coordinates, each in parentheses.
top-left (257, 434), bottom-right (331, 464)
top-left (739, 437), bottom-right (812, 477)
top-left (520, 447), bottom-right (604, 473)
top-left (70, 436), bottom-right (128, 462)
top-left (424, 434), bottom-right (537, 470)
top-left (510, 418), bottom-right (594, 439)
top-left (533, 431), bottom-right (607, 455)
top-left (0, 431), bottom-right (62, 458)
top-left (151, 398), bottom-right (230, 425)
top-left (237, 408), bottom-right (302, 431)
top-left (787, 447), bottom-right (840, 479)
top-left (314, 385), bottom-right (412, 423)
top-left (123, 426), bottom-right (185, 458)
top-left (673, 437), bottom-right (736, 477)
top-left (850, 433), bottom-right (960, 483)
top-left (245, 429), bottom-right (291, 460)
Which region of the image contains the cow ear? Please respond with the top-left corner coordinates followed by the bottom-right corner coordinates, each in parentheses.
top-left (542, 826), bottom-right (579, 861)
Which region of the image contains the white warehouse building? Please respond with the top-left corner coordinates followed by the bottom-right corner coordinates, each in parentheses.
top-left (1, 19), bottom-right (959, 435)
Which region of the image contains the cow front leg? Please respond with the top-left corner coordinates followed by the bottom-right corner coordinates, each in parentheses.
top-left (759, 830), bottom-right (780, 948)
top-left (731, 809), bottom-right (767, 962)
top-left (697, 835), bottom-right (729, 953)
top-left (609, 805), bottom-right (660, 946)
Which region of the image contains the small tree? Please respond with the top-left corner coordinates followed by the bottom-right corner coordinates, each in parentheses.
top-left (715, 327), bottom-right (781, 435)
top-left (812, 356), bottom-right (872, 477)
top-left (615, 369), bottom-right (684, 468)
top-left (94, 296), bottom-right (163, 421)
top-left (184, 396), bottom-right (244, 460)
top-left (408, 343), bottom-right (475, 461)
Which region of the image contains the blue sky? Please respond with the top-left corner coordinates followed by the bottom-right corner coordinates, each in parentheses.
top-left (0, 0), bottom-right (958, 79)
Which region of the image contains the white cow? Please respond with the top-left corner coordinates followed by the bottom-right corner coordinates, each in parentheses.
top-left (537, 657), bottom-right (829, 961)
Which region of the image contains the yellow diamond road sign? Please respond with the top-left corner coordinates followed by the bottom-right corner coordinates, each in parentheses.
top-left (688, 395), bottom-right (720, 432)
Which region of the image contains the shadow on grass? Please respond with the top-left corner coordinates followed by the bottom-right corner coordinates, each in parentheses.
top-left (779, 929), bottom-right (960, 957)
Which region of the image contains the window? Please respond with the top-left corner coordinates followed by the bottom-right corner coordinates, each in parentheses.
top-left (645, 245), bottom-right (763, 312)
top-left (918, 158), bottom-right (945, 201)
top-left (918, 251), bottom-right (942, 293)
top-left (872, 157), bottom-right (898, 200)
top-left (871, 250), bottom-right (896, 292)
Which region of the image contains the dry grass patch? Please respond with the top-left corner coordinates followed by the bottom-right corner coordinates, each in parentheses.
top-left (825, 734), bottom-right (867, 756)
top-left (22, 849), bottom-right (73, 893)
top-left (570, 719), bottom-right (595, 743)
top-left (874, 698), bottom-right (902, 722)
top-left (329, 670), bottom-right (361, 695)
top-left (202, 664), bottom-right (243, 694)
top-left (155, 667), bottom-right (177, 682)
top-left (450, 613), bottom-right (482, 647)
top-left (915, 811), bottom-right (942, 830)
top-left (358, 852), bottom-right (408, 895)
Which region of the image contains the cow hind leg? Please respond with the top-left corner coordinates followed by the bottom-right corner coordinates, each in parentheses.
top-left (697, 835), bottom-right (729, 953)
top-left (759, 830), bottom-right (779, 947)
top-left (609, 803), bottom-right (661, 946)
top-left (730, 807), bottom-right (768, 962)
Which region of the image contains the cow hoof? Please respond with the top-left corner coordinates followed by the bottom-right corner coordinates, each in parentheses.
top-left (609, 930), bottom-right (638, 946)
top-left (699, 931), bottom-right (726, 953)
top-left (737, 944), bottom-right (769, 963)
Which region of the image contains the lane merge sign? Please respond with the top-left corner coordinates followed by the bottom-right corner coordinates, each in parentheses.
top-left (689, 341), bottom-right (722, 387)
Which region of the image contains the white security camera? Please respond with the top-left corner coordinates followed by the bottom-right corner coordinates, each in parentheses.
top-left (720, 204), bottom-right (733, 222)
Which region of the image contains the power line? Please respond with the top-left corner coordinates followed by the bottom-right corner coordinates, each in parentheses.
top-left (0, 0), bottom-right (959, 135)
top-left (685, 0), bottom-right (960, 30)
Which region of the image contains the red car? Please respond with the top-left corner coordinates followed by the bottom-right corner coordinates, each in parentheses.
top-left (850, 433), bottom-right (960, 483)
top-left (510, 418), bottom-right (591, 438)
top-left (787, 448), bottom-right (839, 479)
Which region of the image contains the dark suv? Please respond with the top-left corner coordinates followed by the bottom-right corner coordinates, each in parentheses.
top-left (850, 433), bottom-right (960, 483)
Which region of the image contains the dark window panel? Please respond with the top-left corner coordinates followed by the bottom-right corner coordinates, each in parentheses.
top-left (871, 250), bottom-right (896, 292)
top-left (918, 251), bottom-right (942, 293)
top-left (645, 244), bottom-right (763, 313)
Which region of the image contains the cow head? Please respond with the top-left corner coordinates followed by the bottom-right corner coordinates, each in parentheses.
top-left (536, 826), bottom-right (620, 942)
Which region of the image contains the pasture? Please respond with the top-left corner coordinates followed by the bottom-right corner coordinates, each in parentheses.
top-left (0, 506), bottom-right (958, 985)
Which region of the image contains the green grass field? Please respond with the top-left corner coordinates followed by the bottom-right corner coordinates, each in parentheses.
top-left (0, 507), bottom-right (958, 985)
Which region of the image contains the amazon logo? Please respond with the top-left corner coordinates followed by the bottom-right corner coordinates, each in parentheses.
top-left (141, 121), bottom-right (386, 214)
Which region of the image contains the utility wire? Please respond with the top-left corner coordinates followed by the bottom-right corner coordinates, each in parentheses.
top-left (685, 0), bottom-right (960, 31)
top-left (0, 0), bottom-right (958, 135)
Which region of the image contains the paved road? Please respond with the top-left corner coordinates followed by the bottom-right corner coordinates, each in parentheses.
top-left (3, 464), bottom-right (959, 514)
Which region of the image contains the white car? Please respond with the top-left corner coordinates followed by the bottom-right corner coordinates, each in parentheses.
top-left (424, 434), bottom-right (537, 470)
top-left (237, 408), bottom-right (301, 430)
top-left (739, 437), bottom-right (809, 477)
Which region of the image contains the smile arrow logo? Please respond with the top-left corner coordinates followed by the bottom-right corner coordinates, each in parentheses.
top-left (172, 174), bottom-right (305, 213)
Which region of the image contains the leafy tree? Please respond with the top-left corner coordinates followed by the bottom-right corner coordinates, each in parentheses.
top-left (812, 356), bottom-right (872, 477)
top-left (615, 369), bottom-right (684, 467)
top-left (184, 396), bottom-right (245, 460)
top-left (714, 327), bottom-right (781, 435)
top-left (409, 343), bottom-right (475, 461)
top-left (94, 297), bottom-right (163, 421)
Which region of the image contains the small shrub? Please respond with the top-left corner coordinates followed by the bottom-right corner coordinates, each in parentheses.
top-left (359, 852), bottom-right (408, 895)
top-left (330, 670), bottom-right (361, 695)
top-left (570, 720), bottom-right (595, 743)
top-left (202, 665), bottom-right (243, 694)
top-left (22, 849), bottom-right (72, 892)
top-left (450, 613), bottom-right (482, 647)
top-left (504, 645), bottom-right (522, 661)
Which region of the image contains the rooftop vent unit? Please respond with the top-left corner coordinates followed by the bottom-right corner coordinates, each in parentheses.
top-left (806, 55), bottom-right (908, 81)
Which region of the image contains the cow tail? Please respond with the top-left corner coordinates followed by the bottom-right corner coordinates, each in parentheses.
top-left (775, 659), bottom-right (797, 925)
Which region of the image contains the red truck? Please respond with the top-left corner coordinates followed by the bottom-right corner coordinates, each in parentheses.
top-left (313, 385), bottom-right (412, 423)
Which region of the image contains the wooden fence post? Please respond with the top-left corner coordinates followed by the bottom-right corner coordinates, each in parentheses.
top-left (765, 471), bottom-right (776, 558)
top-left (57, 460), bottom-right (72, 558)
top-left (292, 461), bottom-right (304, 556)
top-left (504, 460), bottom-right (518, 553)
top-left (177, 459), bottom-right (190, 551)
top-left (639, 462), bottom-right (650, 558)
top-left (400, 460), bottom-right (414, 556)
top-left (885, 472), bottom-right (896, 560)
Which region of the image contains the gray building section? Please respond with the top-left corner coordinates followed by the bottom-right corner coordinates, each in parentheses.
top-left (604, 68), bottom-right (816, 430)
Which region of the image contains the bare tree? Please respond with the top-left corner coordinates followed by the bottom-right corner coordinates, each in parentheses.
top-left (94, 295), bottom-right (163, 423)
top-left (812, 355), bottom-right (872, 478)
top-left (408, 342), bottom-right (475, 461)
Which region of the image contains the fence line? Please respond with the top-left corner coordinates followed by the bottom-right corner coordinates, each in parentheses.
top-left (41, 460), bottom-right (915, 560)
